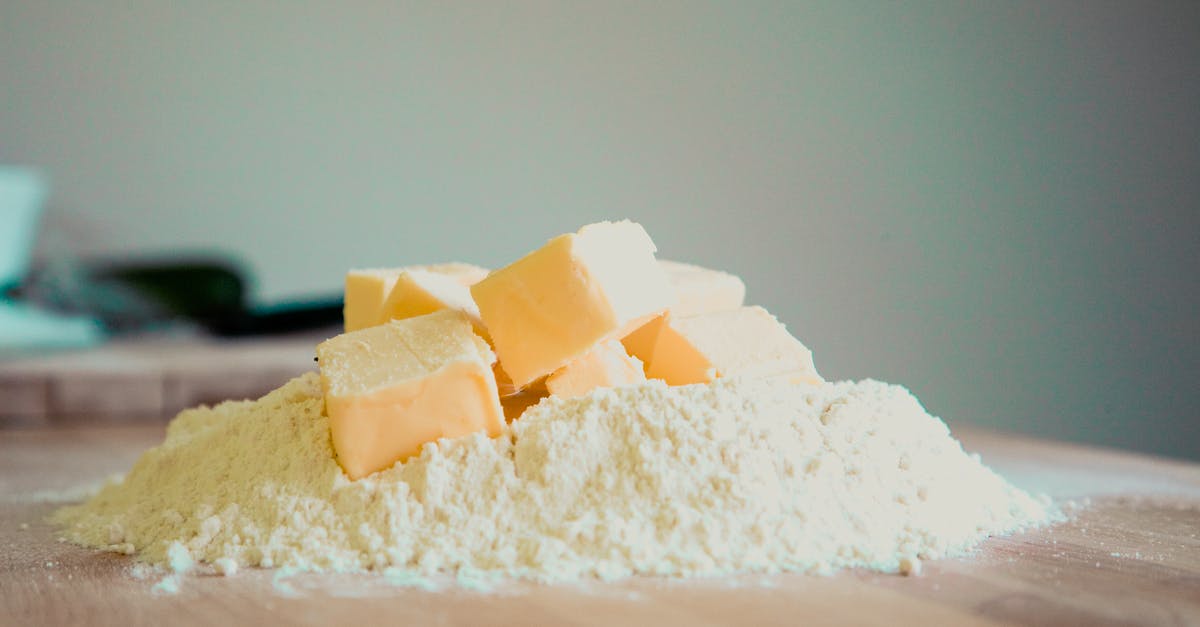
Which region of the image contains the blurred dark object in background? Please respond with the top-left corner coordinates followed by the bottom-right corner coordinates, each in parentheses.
top-left (13, 254), bottom-right (342, 337)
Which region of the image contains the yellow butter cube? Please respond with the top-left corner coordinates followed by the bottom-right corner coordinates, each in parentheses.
top-left (545, 340), bottom-right (646, 399)
top-left (471, 221), bottom-right (671, 388)
top-left (644, 306), bottom-right (823, 386)
top-left (317, 310), bottom-right (504, 479)
top-left (343, 263), bottom-right (488, 332)
top-left (380, 269), bottom-right (489, 341)
top-left (621, 260), bottom-right (746, 367)
top-left (619, 315), bottom-right (666, 371)
top-left (658, 259), bottom-right (746, 317)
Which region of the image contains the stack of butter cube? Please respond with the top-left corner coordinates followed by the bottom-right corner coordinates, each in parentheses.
top-left (318, 221), bottom-right (822, 479)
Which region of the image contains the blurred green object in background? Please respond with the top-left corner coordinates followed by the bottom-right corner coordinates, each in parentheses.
top-left (0, 167), bottom-right (102, 353)
top-left (0, 167), bottom-right (46, 288)
top-left (19, 254), bottom-right (342, 338)
top-left (82, 258), bottom-right (342, 336)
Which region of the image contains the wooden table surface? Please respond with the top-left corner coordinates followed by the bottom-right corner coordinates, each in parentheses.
top-left (1, 423), bottom-right (1198, 626)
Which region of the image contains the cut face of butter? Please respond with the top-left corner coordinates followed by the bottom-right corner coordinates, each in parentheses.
top-left (620, 315), bottom-right (666, 370)
top-left (471, 220), bottom-right (671, 388)
top-left (644, 306), bottom-right (823, 386)
top-left (317, 310), bottom-right (504, 480)
top-left (343, 263), bottom-right (489, 332)
top-left (380, 269), bottom-right (489, 341)
top-left (622, 260), bottom-right (746, 367)
top-left (545, 340), bottom-right (646, 399)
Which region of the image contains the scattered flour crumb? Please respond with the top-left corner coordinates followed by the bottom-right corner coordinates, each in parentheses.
top-left (898, 556), bottom-right (923, 576)
top-left (54, 373), bottom-right (1055, 586)
top-left (166, 541), bottom-right (194, 574)
top-left (213, 557), bottom-right (239, 576)
top-left (456, 568), bottom-right (499, 592)
top-left (382, 568), bottom-right (439, 591)
top-left (129, 563), bottom-right (156, 580)
top-left (152, 575), bottom-right (180, 595)
top-left (272, 569), bottom-right (301, 597)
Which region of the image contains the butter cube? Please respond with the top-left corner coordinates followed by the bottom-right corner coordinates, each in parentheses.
top-left (317, 310), bottom-right (505, 479)
top-left (380, 269), bottom-right (490, 341)
top-left (622, 260), bottom-right (746, 366)
top-left (659, 259), bottom-right (746, 317)
top-left (343, 269), bottom-right (402, 333)
top-left (546, 340), bottom-right (646, 399)
top-left (619, 315), bottom-right (665, 369)
top-left (471, 221), bottom-right (671, 388)
top-left (644, 306), bottom-right (823, 386)
top-left (343, 263), bottom-right (489, 332)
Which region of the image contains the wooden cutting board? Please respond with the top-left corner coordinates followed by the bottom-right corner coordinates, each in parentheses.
top-left (1, 424), bottom-right (1197, 626)
top-left (0, 335), bottom-right (323, 426)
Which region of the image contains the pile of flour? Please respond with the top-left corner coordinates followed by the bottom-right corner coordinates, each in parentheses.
top-left (55, 373), bottom-right (1051, 582)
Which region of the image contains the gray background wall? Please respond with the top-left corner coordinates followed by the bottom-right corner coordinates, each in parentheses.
top-left (2, 2), bottom-right (1197, 459)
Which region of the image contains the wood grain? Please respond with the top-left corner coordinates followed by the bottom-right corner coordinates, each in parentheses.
top-left (1, 425), bottom-right (1197, 627)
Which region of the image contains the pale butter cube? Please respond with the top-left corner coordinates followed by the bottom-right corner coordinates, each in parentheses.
top-left (380, 269), bottom-right (490, 341)
top-left (658, 259), bottom-right (746, 316)
top-left (546, 340), bottom-right (646, 399)
top-left (622, 260), bottom-right (746, 367)
top-left (343, 263), bottom-right (489, 332)
top-left (471, 220), bottom-right (671, 388)
top-left (343, 269), bottom-right (402, 333)
top-left (317, 310), bottom-right (505, 479)
top-left (644, 306), bottom-right (823, 386)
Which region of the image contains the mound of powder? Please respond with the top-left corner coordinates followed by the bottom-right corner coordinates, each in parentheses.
top-left (54, 373), bottom-right (1051, 582)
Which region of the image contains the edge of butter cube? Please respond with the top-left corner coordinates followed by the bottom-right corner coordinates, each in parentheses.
top-left (471, 220), bottom-right (671, 388)
top-left (343, 263), bottom-right (489, 332)
top-left (546, 340), bottom-right (646, 399)
top-left (622, 260), bottom-right (746, 368)
top-left (317, 310), bottom-right (504, 479)
top-left (380, 269), bottom-right (490, 341)
top-left (644, 305), bottom-right (823, 386)
top-left (658, 259), bottom-right (746, 317)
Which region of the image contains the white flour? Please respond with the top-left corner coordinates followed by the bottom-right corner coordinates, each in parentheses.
top-left (54, 373), bottom-right (1052, 583)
